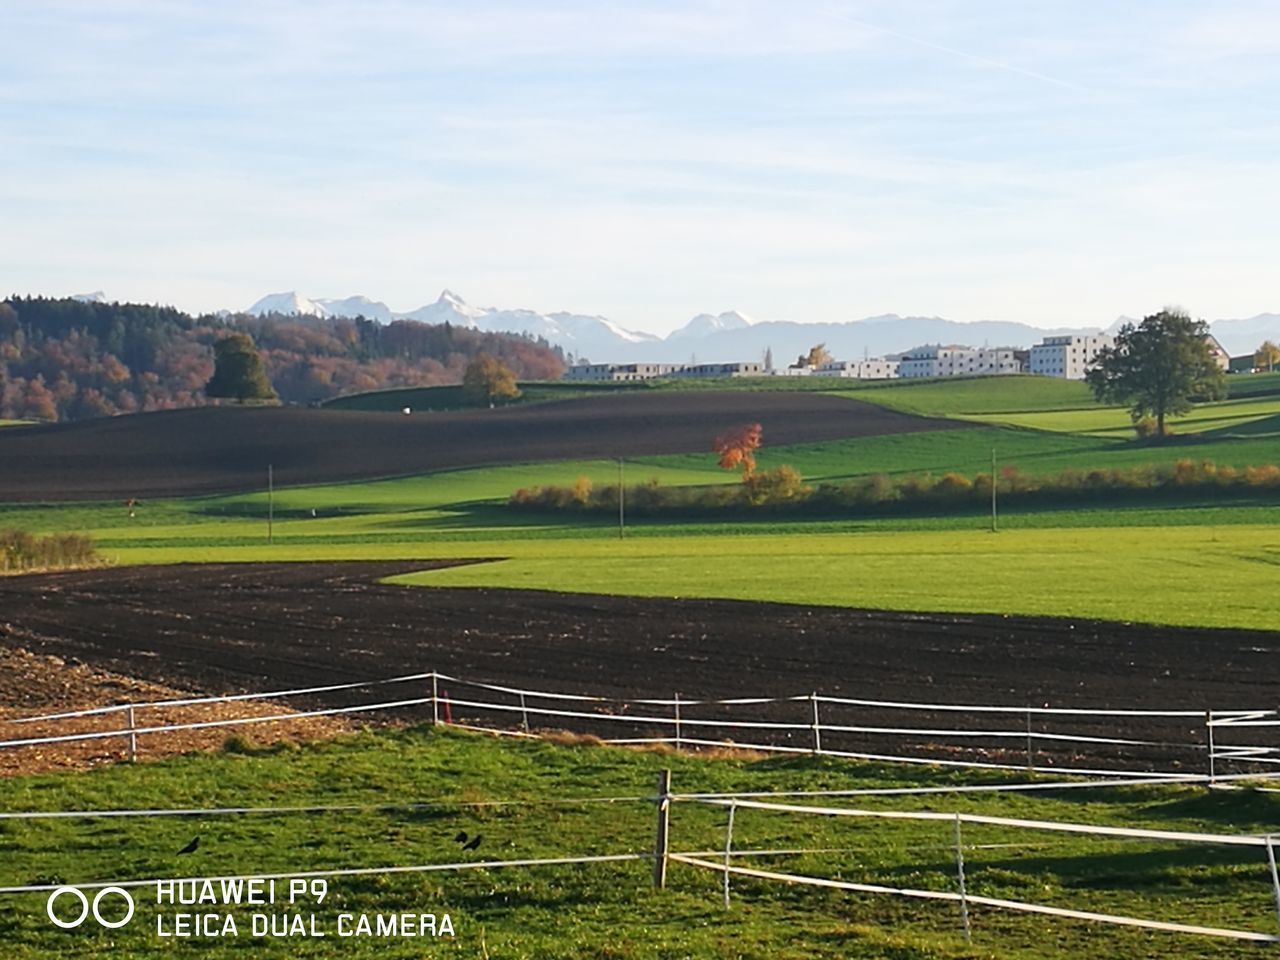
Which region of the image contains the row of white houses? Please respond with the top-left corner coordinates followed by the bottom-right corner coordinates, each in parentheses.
top-left (563, 334), bottom-right (1230, 383)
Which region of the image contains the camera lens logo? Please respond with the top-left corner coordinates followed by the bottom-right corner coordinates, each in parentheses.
top-left (46, 886), bottom-right (135, 929)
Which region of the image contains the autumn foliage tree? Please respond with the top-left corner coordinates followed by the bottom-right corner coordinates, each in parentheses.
top-left (462, 353), bottom-right (522, 406)
top-left (1256, 340), bottom-right (1280, 373)
top-left (797, 343), bottom-right (832, 368)
top-left (714, 423), bottom-right (763, 477)
top-left (0, 296), bottom-right (565, 421)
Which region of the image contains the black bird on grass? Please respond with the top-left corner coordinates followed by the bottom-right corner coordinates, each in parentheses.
top-left (177, 837), bottom-right (200, 856)
top-left (462, 834), bottom-right (482, 851)
top-left (454, 831), bottom-right (468, 844)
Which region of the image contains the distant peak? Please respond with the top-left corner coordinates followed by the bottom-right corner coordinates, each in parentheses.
top-left (438, 289), bottom-right (467, 304)
top-left (668, 310), bottom-right (753, 339)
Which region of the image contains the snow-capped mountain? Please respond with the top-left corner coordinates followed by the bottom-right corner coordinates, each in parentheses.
top-left (246, 291), bottom-right (329, 318)
top-left (668, 311), bottom-right (753, 340)
top-left (245, 289), bottom-right (658, 361)
top-left (239, 290), bottom-right (1280, 365)
top-left (316, 295), bottom-right (395, 323)
top-left (400, 289), bottom-right (489, 325)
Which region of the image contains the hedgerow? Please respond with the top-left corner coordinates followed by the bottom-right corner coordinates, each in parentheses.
top-left (509, 459), bottom-right (1280, 518)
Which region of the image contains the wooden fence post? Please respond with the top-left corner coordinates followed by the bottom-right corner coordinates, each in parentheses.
top-left (653, 769), bottom-right (671, 889)
top-left (519, 692), bottom-right (529, 733)
top-left (431, 673), bottom-right (440, 727)
top-left (1025, 709), bottom-right (1034, 772)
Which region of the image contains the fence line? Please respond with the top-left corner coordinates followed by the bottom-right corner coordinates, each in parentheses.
top-left (670, 855), bottom-right (1280, 943)
top-left (3, 669), bottom-right (1276, 780)
top-left (676, 781), bottom-right (1280, 944)
top-left (686, 796), bottom-right (1276, 848)
top-left (2, 760), bottom-right (1277, 946)
top-left (2, 671), bottom-right (439, 724)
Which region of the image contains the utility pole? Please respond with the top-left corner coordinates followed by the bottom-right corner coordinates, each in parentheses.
top-left (267, 463), bottom-right (274, 544)
top-left (618, 458), bottom-right (625, 539)
top-left (990, 448), bottom-right (998, 534)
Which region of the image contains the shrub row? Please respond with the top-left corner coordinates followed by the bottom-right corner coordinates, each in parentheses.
top-left (509, 459), bottom-right (1280, 518)
top-left (0, 530), bottom-right (100, 573)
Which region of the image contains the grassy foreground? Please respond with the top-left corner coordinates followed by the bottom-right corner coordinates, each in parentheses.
top-left (1, 728), bottom-right (1278, 959)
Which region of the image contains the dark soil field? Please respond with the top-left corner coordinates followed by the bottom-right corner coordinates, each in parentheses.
top-left (2, 562), bottom-right (1274, 773)
top-left (0, 391), bottom-right (968, 501)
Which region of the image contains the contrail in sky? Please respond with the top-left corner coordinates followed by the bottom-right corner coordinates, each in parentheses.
top-left (827, 10), bottom-right (1097, 96)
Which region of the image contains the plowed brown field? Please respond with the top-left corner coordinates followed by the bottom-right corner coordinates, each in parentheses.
top-left (3, 563), bottom-right (1275, 772)
top-left (0, 391), bottom-right (967, 500)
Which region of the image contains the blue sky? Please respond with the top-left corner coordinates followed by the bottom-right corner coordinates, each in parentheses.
top-left (3, 1), bottom-right (1278, 334)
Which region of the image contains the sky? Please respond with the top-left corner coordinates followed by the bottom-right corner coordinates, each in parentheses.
top-left (2, 1), bottom-right (1279, 336)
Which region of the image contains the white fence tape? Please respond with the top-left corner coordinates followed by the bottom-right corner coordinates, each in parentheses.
top-left (3, 671), bottom-right (437, 724)
top-left (669, 855), bottom-right (1280, 943)
top-left (690, 797), bottom-right (1276, 848)
top-left (2, 669), bottom-right (1275, 781)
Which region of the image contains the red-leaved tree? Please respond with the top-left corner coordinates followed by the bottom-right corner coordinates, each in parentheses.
top-left (713, 423), bottom-right (763, 478)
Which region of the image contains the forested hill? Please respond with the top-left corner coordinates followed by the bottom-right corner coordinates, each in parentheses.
top-left (0, 296), bottom-right (565, 421)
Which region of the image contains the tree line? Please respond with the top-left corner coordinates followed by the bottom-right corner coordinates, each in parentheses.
top-left (0, 296), bottom-right (565, 421)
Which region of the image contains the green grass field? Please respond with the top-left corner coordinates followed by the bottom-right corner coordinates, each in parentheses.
top-left (2, 372), bottom-right (1278, 633)
top-left (1, 727), bottom-right (1277, 959)
top-left (839, 373), bottom-right (1280, 437)
top-left (962, 396), bottom-right (1280, 438)
top-left (5, 376), bottom-right (1280, 957)
top-left (2, 418), bottom-right (1278, 631)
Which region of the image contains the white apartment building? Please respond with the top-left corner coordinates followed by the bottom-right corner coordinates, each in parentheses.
top-left (816, 359), bottom-right (901, 380)
top-left (1028, 335), bottom-right (1114, 380)
top-left (898, 345), bottom-right (1022, 378)
top-left (563, 361), bottom-right (762, 381)
top-left (564, 362), bottom-right (680, 382)
top-left (670, 361), bottom-right (764, 378)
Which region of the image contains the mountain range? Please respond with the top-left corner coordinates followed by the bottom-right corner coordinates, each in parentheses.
top-left (230, 290), bottom-right (1276, 364)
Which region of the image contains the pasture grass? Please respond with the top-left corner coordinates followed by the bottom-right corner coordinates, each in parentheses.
top-left (836, 375), bottom-right (1098, 416)
top-left (382, 525), bottom-right (1280, 632)
top-left (962, 396), bottom-right (1280, 438)
top-left (0, 727), bottom-right (1277, 958)
top-left (1, 422), bottom-right (1278, 631)
top-left (325, 371), bottom-right (1280, 421)
top-left (839, 374), bottom-right (1280, 437)
top-left (4, 377), bottom-right (1280, 635)
top-left (40, 522), bottom-right (1278, 632)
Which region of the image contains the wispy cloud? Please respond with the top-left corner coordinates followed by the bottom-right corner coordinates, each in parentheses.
top-left (1, 1), bottom-right (1278, 329)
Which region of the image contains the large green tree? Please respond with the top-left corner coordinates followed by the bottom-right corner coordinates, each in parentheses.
top-left (205, 334), bottom-right (277, 402)
top-left (1085, 309), bottom-right (1225, 437)
top-left (462, 353), bottom-right (521, 407)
